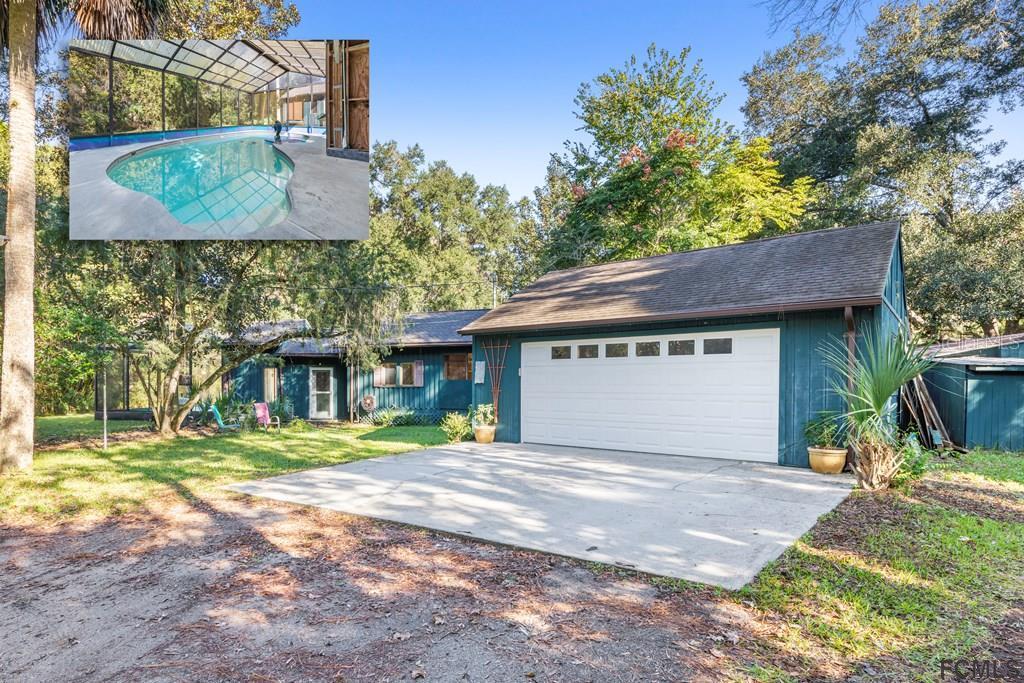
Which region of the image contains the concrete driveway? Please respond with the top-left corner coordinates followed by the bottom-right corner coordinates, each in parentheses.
top-left (228, 443), bottom-right (852, 589)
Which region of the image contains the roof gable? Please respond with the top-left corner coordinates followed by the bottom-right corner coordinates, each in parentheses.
top-left (461, 222), bottom-right (901, 335)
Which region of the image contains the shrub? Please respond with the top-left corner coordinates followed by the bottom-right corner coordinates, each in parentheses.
top-left (268, 398), bottom-right (293, 424)
top-left (372, 407), bottom-right (414, 427)
top-left (804, 411), bottom-right (844, 448)
top-left (440, 412), bottom-right (472, 443)
top-left (893, 434), bottom-right (932, 487)
top-left (285, 418), bottom-right (314, 432)
top-left (472, 403), bottom-right (496, 426)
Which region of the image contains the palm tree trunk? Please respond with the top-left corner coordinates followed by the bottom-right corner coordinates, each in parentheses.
top-left (0, 0), bottom-right (37, 473)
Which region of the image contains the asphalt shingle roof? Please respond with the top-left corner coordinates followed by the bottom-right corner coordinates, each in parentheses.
top-left (460, 222), bottom-right (901, 335)
top-left (275, 309), bottom-right (487, 356)
top-left (926, 332), bottom-right (1024, 358)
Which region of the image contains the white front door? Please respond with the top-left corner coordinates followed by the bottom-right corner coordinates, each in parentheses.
top-left (520, 328), bottom-right (780, 463)
top-left (309, 367), bottom-right (335, 420)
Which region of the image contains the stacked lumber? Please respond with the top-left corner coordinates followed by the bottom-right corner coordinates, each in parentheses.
top-left (901, 376), bottom-right (966, 452)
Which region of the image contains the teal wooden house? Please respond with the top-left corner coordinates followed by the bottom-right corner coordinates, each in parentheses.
top-left (923, 333), bottom-right (1024, 451)
top-left (460, 222), bottom-right (909, 468)
top-left (229, 310), bottom-right (486, 422)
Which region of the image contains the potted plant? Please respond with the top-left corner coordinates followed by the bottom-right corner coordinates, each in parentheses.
top-left (472, 403), bottom-right (497, 444)
top-left (804, 411), bottom-right (847, 474)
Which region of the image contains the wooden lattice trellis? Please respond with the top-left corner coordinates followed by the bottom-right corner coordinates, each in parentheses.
top-left (481, 337), bottom-right (510, 423)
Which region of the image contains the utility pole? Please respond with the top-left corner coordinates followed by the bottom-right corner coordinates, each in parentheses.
top-left (102, 364), bottom-right (108, 450)
top-left (491, 272), bottom-right (497, 309)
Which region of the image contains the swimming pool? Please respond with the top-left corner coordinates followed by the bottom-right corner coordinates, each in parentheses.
top-left (70, 125), bottom-right (327, 151)
top-left (107, 133), bottom-right (296, 236)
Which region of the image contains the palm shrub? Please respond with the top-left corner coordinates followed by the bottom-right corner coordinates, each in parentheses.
top-left (822, 331), bottom-right (934, 491)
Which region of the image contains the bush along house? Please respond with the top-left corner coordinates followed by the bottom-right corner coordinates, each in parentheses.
top-left (229, 310), bottom-right (487, 423)
top-left (459, 222), bottom-right (908, 468)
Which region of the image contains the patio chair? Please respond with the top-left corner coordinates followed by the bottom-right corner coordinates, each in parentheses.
top-left (253, 402), bottom-right (281, 432)
top-left (209, 405), bottom-right (240, 432)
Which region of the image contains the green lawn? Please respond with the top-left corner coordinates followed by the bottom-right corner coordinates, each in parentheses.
top-left (4, 421), bottom-right (446, 521)
top-left (735, 449), bottom-right (1024, 680)
top-left (5, 418), bottom-right (1022, 680)
top-left (36, 413), bottom-right (153, 442)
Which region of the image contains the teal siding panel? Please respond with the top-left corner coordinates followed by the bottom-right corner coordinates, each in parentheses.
top-left (778, 310), bottom-right (849, 467)
top-left (282, 363), bottom-right (309, 418)
top-left (229, 360), bottom-right (263, 401)
top-left (945, 346), bottom-right (1000, 359)
top-left (999, 342), bottom-right (1024, 359)
top-left (966, 373), bottom-right (1024, 450)
top-left (353, 346), bottom-right (472, 422)
top-left (923, 364), bottom-right (967, 446)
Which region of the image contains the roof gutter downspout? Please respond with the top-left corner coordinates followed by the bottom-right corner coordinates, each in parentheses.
top-left (844, 305), bottom-right (857, 471)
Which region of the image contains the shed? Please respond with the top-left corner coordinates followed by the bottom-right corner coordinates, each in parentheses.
top-left (924, 334), bottom-right (1024, 451)
top-left (460, 222), bottom-right (908, 468)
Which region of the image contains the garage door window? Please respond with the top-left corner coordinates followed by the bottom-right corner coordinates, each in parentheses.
top-left (551, 345), bottom-right (571, 360)
top-left (668, 340), bottom-right (695, 356)
top-left (577, 344), bottom-right (599, 359)
top-left (605, 343), bottom-right (628, 358)
top-left (704, 338), bottom-right (733, 354)
top-left (636, 341), bottom-right (661, 357)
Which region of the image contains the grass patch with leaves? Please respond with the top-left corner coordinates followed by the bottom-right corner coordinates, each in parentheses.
top-left (35, 413), bottom-right (152, 442)
top-left (737, 456), bottom-right (1024, 681)
top-left (935, 448), bottom-right (1024, 486)
top-left (3, 423), bottom-right (445, 522)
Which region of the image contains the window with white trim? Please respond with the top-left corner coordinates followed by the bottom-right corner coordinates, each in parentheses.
top-left (605, 343), bottom-right (628, 358)
top-left (704, 338), bottom-right (733, 354)
top-left (668, 340), bottom-right (695, 356)
top-left (636, 341), bottom-right (661, 357)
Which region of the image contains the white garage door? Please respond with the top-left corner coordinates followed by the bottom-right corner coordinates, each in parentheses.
top-left (520, 328), bottom-right (780, 462)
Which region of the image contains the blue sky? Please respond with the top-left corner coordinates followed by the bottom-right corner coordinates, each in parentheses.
top-left (289, 0), bottom-right (1024, 200)
top-left (52, 1), bottom-right (1022, 200)
top-left (289, 0), bottom-right (871, 198)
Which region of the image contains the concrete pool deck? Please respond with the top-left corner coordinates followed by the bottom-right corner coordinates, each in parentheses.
top-left (69, 130), bottom-right (368, 240)
top-left (228, 443), bottom-right (854, 589)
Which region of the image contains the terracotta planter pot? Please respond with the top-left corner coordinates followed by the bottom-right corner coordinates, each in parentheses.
top-left (807, 447), bottom-right (847, 474)
top-left (473, 425), bottom-right (496, 444)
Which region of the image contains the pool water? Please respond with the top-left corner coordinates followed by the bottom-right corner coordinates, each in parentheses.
top-left (107, 133), bottom-right (294, 236)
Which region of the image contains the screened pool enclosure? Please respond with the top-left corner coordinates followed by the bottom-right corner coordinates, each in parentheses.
top-left (68, 40), bottom-right (365, 152)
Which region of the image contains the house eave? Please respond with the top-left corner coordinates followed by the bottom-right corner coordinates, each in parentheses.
top-left (458, 297), bottom-right (884, 336)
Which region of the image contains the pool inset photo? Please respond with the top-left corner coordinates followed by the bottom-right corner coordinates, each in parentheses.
top-left (68, 39), bottom-right (370, 240)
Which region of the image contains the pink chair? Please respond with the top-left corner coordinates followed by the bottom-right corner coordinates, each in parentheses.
top-left (253, 402), bottom-right (281, 432)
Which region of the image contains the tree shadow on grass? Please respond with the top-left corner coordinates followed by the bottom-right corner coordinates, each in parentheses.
top-left (6, 430), bottom-right (437, 522)
top-left (354, 426), bottom-right (445, 446)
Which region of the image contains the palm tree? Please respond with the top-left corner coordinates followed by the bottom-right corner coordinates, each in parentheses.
top-left (0, 0), bottom-right (168, 473)
top-left (823, 331), bottom-right (935, 490)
